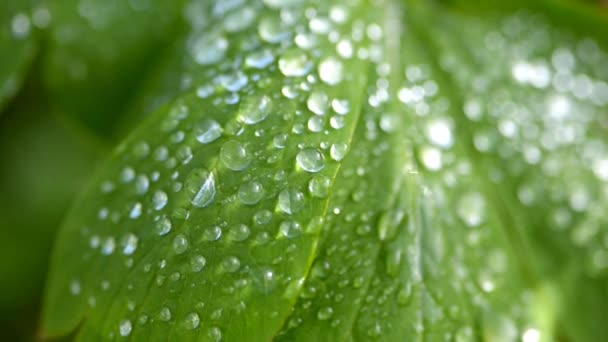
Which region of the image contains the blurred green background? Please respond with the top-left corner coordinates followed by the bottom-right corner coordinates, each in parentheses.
top-left (0, 0), bottom-right (606, 340)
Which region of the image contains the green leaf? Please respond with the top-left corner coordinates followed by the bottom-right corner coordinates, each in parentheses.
top-left (42, 0), bottom-right (186, 138)
top-left (0, 0), bottom-right (37, 111)
top-left (42, 0), bottom-right (608, 341)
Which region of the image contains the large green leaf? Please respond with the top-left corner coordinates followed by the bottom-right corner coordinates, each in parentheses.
top-left (42, 0), bottom-right (608, 341)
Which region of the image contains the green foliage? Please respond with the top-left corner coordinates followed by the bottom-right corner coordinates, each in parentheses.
top-left (0, 0), bottom-right (607, 341)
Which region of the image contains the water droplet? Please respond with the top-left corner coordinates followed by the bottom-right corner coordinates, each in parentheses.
top-left (239, 95), bottom-right (272, 125)
top-left (308, 174), bottom-right (331, 198)
top-left (132, 141), bottom-right (150, 159)
top-left (318, 57), bottom-right (343, 85)
top-left (420, 146), bottom-right (442, 171)
top-left (121, 167), bottom-right (136, 183)
top-left (317, 307), bottom-right (334, 320)
top-left (190, 255), bottom-right (207, 272)
top-left (457, 192), bottom-right (486, 227)
top-left (129, 202), bottom-right (143, 219)
top-left (220, 140), bottom-right (251, 171)
top-left (329, 116), bottom-right (345, 130)
top-left (152, 190), bottom-right (168, 210)
top-left (307, 116), bottom-right (324, 132)
top-left (121, 233), bottom-right (138, 255)
top-left (278, 189), bottom-right (305, 214)
top-left (173, 234), bottom-right (189, 254)
top-left (238, 181), bottom-right (265, 205)
top-left (179, 312), bottom-right (198, 331)
top-left (156, 216), bottom-right (172, 236)
top-left (119, 320), bottom-right (132, 336)
top-left (221, 256), bottom-right (241, 273)
top-left (330, 143), bottom-right (348, 161)
top-left (202, 226), bottom-right (222, 241)
top-left (273, 133), bottom-right (288, 149)
top-left (101, 237), bottom-right (116, 255)
top-left (296, 148), bottom-right (325, 173)
top-left (245, 49), bottom-right (275, 69)
top-left (159, 307), bottom-right (172, 321)
top-left (185, 169), bottom-right (216, 208)
top-left (254, 210), bottom-right (272, 225)
top-left (228, 224), bottom-right (251, 242)
top-left (258, 16), bottom-right (286, 43)
top-left (195, 119), bottom-right (222, 144)
top-left (208, 327), bottom-right (222, 341)
top-left (278, 50), bottom-right (311, 77)
top-left (307, 91), bottom-right (329, 115)
top-left (70, 280), bottom-right (81, 296)
top-left (279, 220), bottom-right (302, 239)
top-left (426, 118), bottom-right (454, 148)
top-left (191, 33), bottom-right (228, 65)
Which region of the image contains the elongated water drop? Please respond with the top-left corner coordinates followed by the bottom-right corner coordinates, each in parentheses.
top-left (185, 169), bottom-right (216, 208)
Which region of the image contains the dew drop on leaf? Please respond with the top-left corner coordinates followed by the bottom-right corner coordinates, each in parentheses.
top-left (190, 255), bottom-right (207, 273)
top-left (173, 234), bottom-right (189, 254)
top-left (239, 95), bottom-right (272, 125)
top-left (184, 169), bottom-right (216, 208)
top-left (220, 140), bottom-right (251, 171)
top-left (277, 189), bottom-right (305, 214)
top-left (194, 119), bottom-right (223, 144)
top-left (296, 148), bottom-right (325, 173)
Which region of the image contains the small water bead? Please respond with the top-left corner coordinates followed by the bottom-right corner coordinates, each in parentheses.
top-left (134, 175), bottom-right (149, 195)
top-left (307, 115), bottom-right (324, 132)
top-left (208, 327), bottom-right (223, 341)
top-left (185, 169), bottom-right (216, 208)
top-left (228, 224), bottom-right (251, 241)
top-left (70, 280), bottom-right (81, 296)
top-left (101, 237), bottom-right (116, 255)
top-left (317, 307), bottom-right (334, 320)
top-left (425, 118), bottom-right (454, 149)
top-left (121, 167), bottom-right (136, 183)
top-left (220, 71), bottom-right (248, 92)
top-left (224, 6), bottom-right (256, 32)
top-left (220, 140), bottom-right (251, 171)
top-left (190, 255), bottom-right (207, 272)
top-left (245, 49), bottom-right (275, 69)
top-left (273, 133), bottom-right (288, 149)
top-left (176, 146), bottom-right (193, 164)
top-left (129, 202), bottom-right (143, 219)
top-left (278, 49), bottom-right (312, 77)
top-left (191, 33), bottom-right (228, 65)
top-left (329, 116), bottom-right (345, 129)
top-left (254, 210), bottom-right (272, 225)
top-left (156, 216), bottom-right (172, 236)
top-left (221, 256), bottom-right (241, 273)
top-left (173, 234), bottom-right (189, 254)
top-left (420, 146), bottom-right (442, 171)
top-left (195, 119), bottom-right (222, 144)
top-left (119, 320), bottom-right (132, 337)
top-left (121, 233), bottom-right (138, 255)
top-left (202, 226), bottom-right (222, 241)
top-left (279, 220), bottom-right (302, 239)
top-left (308, 175), bottom-right (331, 198)
top-left (258, 16), bottom-right (286, 43)
top-left (296, 148), bottom-right (325, 173)
top-left (457, 192), bottom-right (486, 227)
top-left (331, 98), bottom-right (350, 115)
top-left (307, 91), bottom-right (329, 115)
top-left (330, 143), bottom-right (348, 161)
top-left (184, 312), bottom-right (200, 330)
top-left (11, 13), bottom-right (31, 39)
top-left (159, 307), bottom-right (172, 321)
top-left (152, 190), bottom-right (168, 211)
top-left (318, 57), bottom-right (344, 85)
top-left (239, 95), bottom-right (272, 125)
top-left (278, 189), bottom-right (305, 214)
top-left (238, 181), bottom-right (265, 205)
